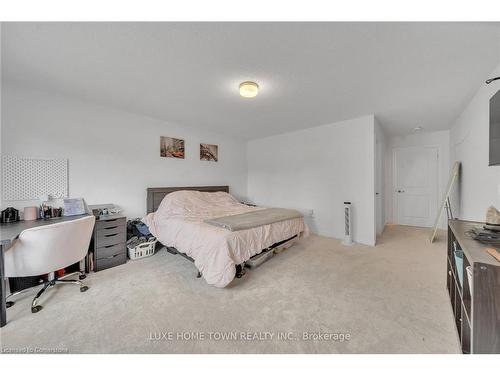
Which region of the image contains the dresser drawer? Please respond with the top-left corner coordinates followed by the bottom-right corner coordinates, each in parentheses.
top-left (96, 217), bottom-right (126, 230)
top-left (95, 243), bottom-right (125, 260)
top-left (96, 223), bottom-right (125, 237)
top-left (94, 252), bottom-right (127, 272)
top-left (95, 230), bottom-right (126, 248)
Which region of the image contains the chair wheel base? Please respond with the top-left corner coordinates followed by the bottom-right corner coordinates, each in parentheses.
top-left (31, 305), bottom-right (43, 313)
top-left (79, 274), bottom-right (87, 280)
top-left (80, 286), bottom-right (89, 292)
top-left (6, 301), bottom-right (14, 308)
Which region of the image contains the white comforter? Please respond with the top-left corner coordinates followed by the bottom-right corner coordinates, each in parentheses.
top-left (142, 190), bottom-right (309, 287)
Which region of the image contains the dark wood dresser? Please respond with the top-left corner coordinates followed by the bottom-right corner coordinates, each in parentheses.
top-left (89, 214), bottom-right (127, 272)
top-left (447, 219), bottom-right (500, 353)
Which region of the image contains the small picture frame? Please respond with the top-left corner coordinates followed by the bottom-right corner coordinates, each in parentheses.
top-left (200, 143), bottom-right (218, 162)
top-left (63, 198), bottom-right (87, 216)
top-left (160, 136), bottom-right (185, 159)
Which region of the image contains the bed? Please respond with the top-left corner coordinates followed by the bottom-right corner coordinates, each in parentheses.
top-left (142, 186), bottom-right (309, 287)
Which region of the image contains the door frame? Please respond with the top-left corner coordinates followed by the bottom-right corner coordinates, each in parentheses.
top-left (375, 138), bottom-right (384, 235)
top-left (392, 145), bottom-right (439, 227)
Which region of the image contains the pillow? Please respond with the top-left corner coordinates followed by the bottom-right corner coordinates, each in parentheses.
top-left (156, 190), bottom-right (239, 218)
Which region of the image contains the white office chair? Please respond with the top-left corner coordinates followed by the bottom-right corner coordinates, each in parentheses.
top-left (4, 215), bottom-right (95, 313)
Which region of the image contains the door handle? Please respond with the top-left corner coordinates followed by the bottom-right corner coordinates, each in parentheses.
top-left (396, 189), bottom-right (405, 193)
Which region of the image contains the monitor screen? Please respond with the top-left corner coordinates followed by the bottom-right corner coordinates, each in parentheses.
top-left (490, 89), bottom-right (500, 166)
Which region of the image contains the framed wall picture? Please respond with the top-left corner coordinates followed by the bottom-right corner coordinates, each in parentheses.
top-left (200, 143), bottom-right (218, 162)
top-left (160, 136), bottom-right (185, 159)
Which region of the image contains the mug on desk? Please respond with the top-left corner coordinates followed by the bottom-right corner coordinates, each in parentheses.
top-left (24, 206), bottom-right (38, 221)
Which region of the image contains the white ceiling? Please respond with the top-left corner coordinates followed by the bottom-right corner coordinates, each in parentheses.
top-left (2, 22), bottom-right (499, 139)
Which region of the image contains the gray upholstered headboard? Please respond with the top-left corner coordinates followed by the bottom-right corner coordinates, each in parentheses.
top-left (146, 186), bottom-right (229, 214)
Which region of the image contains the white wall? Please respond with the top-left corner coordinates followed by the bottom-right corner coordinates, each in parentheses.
top-left (247, 115), bottom-right (377, 246)
top-left (449, 60), bottom-right (500, 220)
top-left (384, 130), bottom-right (450, 229)
top-left (1, 85), bottom-right (248, 218)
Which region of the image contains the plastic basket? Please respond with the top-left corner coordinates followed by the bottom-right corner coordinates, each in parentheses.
top-left (128, 240), bottom-right (157, 260)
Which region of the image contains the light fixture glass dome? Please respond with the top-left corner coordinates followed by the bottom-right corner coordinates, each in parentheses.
top-left (239, 81), bottom-right (259, 98)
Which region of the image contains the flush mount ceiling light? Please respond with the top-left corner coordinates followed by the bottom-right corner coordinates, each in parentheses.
top-left (239, 81), bottom-right (259, 98)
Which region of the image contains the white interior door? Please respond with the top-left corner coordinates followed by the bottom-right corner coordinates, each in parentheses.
top-left (394, 146), bottom-right (438, 227)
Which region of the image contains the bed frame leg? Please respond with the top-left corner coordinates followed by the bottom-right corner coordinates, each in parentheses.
top-left (196, 271), bottom-right (202, 278)
top-left (235, 264), bottom-right (246, 278)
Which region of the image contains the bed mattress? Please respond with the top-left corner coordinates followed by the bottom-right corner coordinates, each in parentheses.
top-left (142, 190), bottom-right (309, 287)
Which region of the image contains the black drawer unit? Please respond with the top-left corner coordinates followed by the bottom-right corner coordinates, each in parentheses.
top-left (89, 215), bottom-right (127, 272)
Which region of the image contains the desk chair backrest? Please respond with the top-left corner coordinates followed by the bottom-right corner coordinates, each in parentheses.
top-left (4, 216), bottom-right (96, 277)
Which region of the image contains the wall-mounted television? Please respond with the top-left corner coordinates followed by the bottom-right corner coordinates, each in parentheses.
top-left (490, 89), bottom-right (500, 166)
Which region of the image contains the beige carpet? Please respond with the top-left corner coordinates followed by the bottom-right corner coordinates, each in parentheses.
top-left (0, 225), bottom-right (459, 354)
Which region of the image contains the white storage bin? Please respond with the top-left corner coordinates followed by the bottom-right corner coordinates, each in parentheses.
top-left (128, 240), bottom-right (157, 260)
